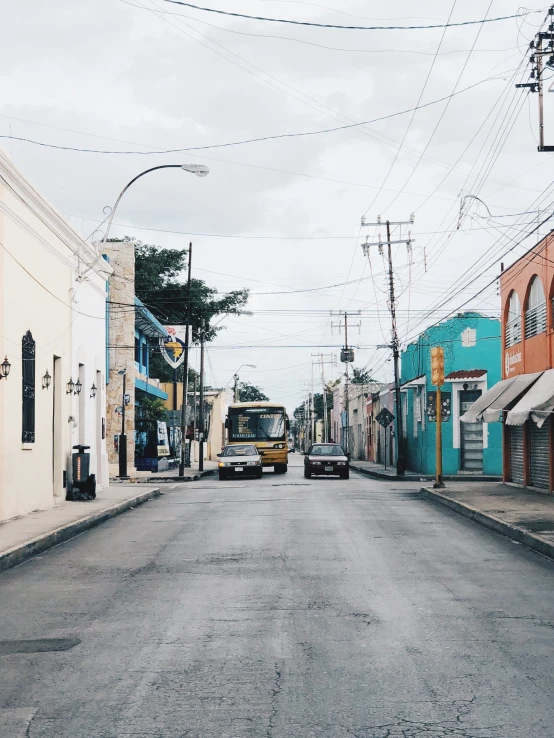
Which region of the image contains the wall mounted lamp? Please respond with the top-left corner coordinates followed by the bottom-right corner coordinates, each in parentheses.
top-left (66, 378), bottom-right (75, 394)
top-left (74, 379), bottom-right (82, 396)
top-left (90, 383), bottom-right (97, 399)
top-left (0, 356), bottom-right (11, 380)
top-left (42, 370), bottom-right (51, 390)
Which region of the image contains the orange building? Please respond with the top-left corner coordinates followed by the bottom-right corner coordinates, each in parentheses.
top-left (463, 231), bottom-right (554, 491)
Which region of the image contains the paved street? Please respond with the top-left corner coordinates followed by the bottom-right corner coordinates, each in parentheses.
top-left (3, 455), bottom-right (554, 737)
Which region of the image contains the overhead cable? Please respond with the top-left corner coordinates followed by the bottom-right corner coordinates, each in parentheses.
top-left (160, 1), bottom-right (532, 31)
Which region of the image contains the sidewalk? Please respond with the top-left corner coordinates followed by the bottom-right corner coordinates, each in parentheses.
top-left (110, 460), bottom-right (218, 484)
top-left (350, 459), bottom-right (500, 483)
top-left (421, 480), bottom-right (554, 561)
top-left (0, 485), bottom-right (161, 574)
top-left (350, 459), bottom-right (430, 481)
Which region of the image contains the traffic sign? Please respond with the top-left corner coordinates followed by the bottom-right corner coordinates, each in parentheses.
top-left (376, 408), bottom-right (395, 428)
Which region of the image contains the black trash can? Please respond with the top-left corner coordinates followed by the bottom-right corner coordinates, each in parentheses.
top-left (68, 445), bottom-right (96, 501)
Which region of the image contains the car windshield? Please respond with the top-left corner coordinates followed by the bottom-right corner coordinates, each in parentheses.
top-left (310, 445), bottom-right (345, 456)
top-left (223, 445), bottom-right (258, 457)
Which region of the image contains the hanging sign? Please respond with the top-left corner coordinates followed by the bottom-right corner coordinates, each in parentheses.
top-left (160, 326), bottom-right (189, 369)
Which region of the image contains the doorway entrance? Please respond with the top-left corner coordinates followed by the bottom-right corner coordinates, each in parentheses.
top-left (460, 390), bottom-right (483, 473)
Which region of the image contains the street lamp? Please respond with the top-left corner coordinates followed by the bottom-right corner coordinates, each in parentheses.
top-left (233, 364), bottom-right (257, 402)
top-left (0, 356), bottom-right (11, 380)
top-left (101, 164), bottom-right (210, 244)
top-left (117, 369), bottom-right (129, 479)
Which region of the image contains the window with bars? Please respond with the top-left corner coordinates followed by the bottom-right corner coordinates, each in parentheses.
top-left (525, 277), bottom-right (546, 338)
top-left (22, 330), bottom-right (36, 443)
top-left (505, 291), bottom-right (522, 347)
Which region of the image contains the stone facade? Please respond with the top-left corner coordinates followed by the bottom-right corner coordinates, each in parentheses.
top-left (103, 241), bottom-right (136, 468)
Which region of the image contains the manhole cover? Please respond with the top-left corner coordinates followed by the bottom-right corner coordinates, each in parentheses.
top-left (0, 638), bottom-right (81, 655)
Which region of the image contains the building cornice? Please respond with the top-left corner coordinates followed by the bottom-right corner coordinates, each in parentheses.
top-left (0, 150), bottom-right (112, 278)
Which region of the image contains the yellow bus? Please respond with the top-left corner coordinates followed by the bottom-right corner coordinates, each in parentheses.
top-left (226, 402), bottom-right (289, 474)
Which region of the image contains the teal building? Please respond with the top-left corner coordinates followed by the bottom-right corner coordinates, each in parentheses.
top-left (400, 313), bottom-right (502, 476)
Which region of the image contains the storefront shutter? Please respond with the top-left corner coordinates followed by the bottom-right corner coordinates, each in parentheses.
top-left (509, 426), bottom-right (525, 485)
top-left (529, 422), bottom-right (550, 490)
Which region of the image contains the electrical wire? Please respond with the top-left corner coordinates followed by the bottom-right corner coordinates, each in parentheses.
top-left (0, 73), bottom-right (513, 156)
top-left (160, 1), bottom-right (532, 31)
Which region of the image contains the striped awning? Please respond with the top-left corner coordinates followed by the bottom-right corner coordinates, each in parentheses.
top-left (506, 369), bottom-right (554, 428)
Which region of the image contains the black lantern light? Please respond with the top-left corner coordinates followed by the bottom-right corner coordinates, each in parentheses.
top-left (90, 383), bottom-right (97, 399)
top-left (74, 378), bottom-right (82, 396)
top-left (42, 370), bottom-right (52, 390)
top-left (0, 355), bottom-right (11, 380)
top-left (66, 378), bottom-right (75, 394)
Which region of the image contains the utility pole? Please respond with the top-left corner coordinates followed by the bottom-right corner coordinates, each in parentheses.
top-left (516, 5), bottom-right (554, 151)
top-left (179, 242), bottom-right (193, 475)
top-left (118, 369), bottom-right (128, 479)
top-left (233, 373), bottom-right (239, 402)
top-left (198, 320), bottom-right (206, 473)
top-left (361, 215), bottom-right (414, 476)
top-left (331, 311), bottom-right (360, 453)
top-left (312, 353), bottom-right (336, 443)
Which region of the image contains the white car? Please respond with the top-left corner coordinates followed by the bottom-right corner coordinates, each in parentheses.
top-left (217, 444), bottom-right (263, 480)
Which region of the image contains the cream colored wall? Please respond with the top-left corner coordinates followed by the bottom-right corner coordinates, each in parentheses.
top-left (0, 150), bottom-right (109, 522)
top-left (0, 173), bottom-right (73, 520)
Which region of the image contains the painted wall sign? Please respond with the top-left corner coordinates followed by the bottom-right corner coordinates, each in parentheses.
top-left (504, 350), bottom-right (522, 377)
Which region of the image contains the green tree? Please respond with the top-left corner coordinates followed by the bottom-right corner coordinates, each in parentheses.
top-left (351, 367), bottom-right (374, 384)
top-left (136, 397), bottom-right (167, 433)
top-left (133, 241), bottom-right (250, 382)
top-left (237, 382), bottom-right (269, 402)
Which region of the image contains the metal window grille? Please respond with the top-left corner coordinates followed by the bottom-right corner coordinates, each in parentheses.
top-left (505, 317), bottom-right (522, 347)
top-left (524, 302), bottom-right (547, 338)
top-left (22, 330), bottom-right (36, 443)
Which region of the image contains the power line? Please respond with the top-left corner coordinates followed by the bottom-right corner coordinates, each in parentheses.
top-left (160, 1), bottom-right (532, 31)
top-left (0, 74), bottom-right (511, 156)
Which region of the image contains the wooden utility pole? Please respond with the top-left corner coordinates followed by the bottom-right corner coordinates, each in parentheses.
top-left (361, 215), bottom-right (414, 476)
top-left (179, 242), bottom-right (193, 475)
top-left (331, 311), bottom-right (360, 453)
top-left (198, 320), bottom-right (206, 473)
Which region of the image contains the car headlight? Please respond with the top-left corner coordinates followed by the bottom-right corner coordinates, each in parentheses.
top-left (246, 461), bottom-right (258, 466)
top-left (274, 443), bottom-right (285, 449)
top-left (312, 461), bottom-right (321, 465)
top-left (337, 462), bottom-right (346, 466)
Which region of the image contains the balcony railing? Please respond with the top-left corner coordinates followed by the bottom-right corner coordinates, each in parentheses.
top-left (525, 302), bottom-right (547, 338)
top-left (505, 317), bottom-right (521, 347)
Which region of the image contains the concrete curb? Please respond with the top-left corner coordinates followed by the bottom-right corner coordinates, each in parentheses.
top-left (351, 464), bottom-right (501, 483)
top-left (0, 488), bottom-right (161, 574)
top-left (134, 469), bottom-right (217, 484)
top-left (420, 486), bottom-right (554, 561)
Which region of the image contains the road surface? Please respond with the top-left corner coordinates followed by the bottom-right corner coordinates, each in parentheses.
top-left (2, 455), bottom-right (554, 737)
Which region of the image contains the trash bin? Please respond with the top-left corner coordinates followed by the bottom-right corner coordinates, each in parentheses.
top-left (72, 444), bottom-right (90, 484)
top-left (68, 445), bottom-right (96, 501)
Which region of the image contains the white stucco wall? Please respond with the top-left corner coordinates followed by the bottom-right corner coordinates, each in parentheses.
top-left (0, 150), bottom-right (111, 521)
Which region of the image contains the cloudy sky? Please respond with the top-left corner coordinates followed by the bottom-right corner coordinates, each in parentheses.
top-left (2, 0), bottom-right (552, 412)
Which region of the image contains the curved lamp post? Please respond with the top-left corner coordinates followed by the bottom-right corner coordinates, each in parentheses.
top-left (233, 364), bottom-right (257, 402)
top-left (101, 163), bottom-right (210, 244)
top-left (98, 163), bottom-right (209, 478)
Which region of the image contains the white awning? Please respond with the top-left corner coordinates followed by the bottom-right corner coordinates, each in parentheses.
top-left (460, 372), bottom-right (543, 423)
top-left (506, 369), bottom-right (554, 428)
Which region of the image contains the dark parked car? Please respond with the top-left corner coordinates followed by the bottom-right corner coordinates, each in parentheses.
top-left (218, 444), bottom-right (263, 480)
top-left (304, 443), bottom-right (350, 479)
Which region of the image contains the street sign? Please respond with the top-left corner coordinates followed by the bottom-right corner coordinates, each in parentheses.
top-left (376, 408), bottom-right (395, 428)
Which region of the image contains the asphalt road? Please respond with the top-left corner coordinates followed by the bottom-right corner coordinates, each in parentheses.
top-left (3, 456), bottom-right (554, 737)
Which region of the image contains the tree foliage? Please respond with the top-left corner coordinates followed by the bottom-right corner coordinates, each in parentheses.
top-left (237, 382), bottom-right (269, 402)
top-left (351, 367), bottom-right (374, 384)
top-left (133, 242), bottom-right (250, 382)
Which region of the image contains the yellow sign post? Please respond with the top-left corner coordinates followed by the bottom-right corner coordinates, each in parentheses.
top-left (430, 346), bottom-right (445, 489)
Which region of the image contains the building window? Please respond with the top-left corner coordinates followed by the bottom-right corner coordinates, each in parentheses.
top-left (461, 328), bottom-right (476, 347)
top-left (505, 291), bottom-right (521, 347)
top-left (141, 340), bottom-right (148, 370)
top-left (22, 330), bottom-right (36, 443)
top-left (525, 277), bottom-right (546, 338)
top-left (135, 335), bottom-right (140, 364)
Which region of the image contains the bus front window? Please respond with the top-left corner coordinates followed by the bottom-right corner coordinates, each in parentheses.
top-left (258, 414), bottom-right (285, 440)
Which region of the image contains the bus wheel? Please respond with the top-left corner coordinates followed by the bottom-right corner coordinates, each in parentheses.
top-left (274, 464), bottom-right (287, 474)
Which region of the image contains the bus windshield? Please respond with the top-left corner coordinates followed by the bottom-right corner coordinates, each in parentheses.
top-left (228, 408), bottom-right (286, 441)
